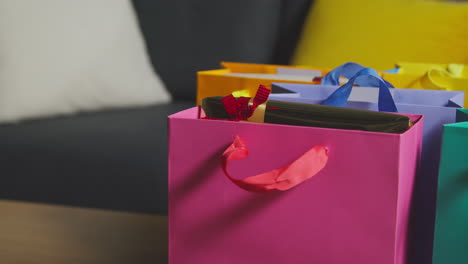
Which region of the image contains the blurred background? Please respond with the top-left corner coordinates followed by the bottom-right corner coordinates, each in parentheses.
top-left (0, 0), bottom-right (466, 216)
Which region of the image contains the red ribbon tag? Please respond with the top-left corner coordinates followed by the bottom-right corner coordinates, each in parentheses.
top-left (220, 85), bottom-right (271, 121)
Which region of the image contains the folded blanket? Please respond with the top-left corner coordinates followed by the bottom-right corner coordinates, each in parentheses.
top-left (201, 96), bottom-right (412, 134)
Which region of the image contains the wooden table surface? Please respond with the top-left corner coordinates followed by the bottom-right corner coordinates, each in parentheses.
top-left (0, 200), bottom-right (167, 264)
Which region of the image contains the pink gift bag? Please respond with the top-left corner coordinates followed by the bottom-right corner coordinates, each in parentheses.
top-left (168, 107), bottom-right (423, 264)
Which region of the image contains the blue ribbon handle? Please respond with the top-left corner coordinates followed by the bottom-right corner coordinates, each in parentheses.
top-left (322, 62), bottom-right (394, 88)
top-left (322, 68), bottom-right (398, 113)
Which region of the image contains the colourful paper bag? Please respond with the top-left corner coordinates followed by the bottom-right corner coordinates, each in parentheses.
top-left (269, 68), bottom-right (464, 264)
top-left (382, 62), bottom-right (468, 106)
top-left (168, 105), bottom-right (423, 264)
top-left (196, 62), bottom-right (328, 104)
top-left (433, 109), bottom-right (468, 264)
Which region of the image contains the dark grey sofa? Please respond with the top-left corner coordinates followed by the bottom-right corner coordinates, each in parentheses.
top-left (0, 0), bottom-right (312, 215)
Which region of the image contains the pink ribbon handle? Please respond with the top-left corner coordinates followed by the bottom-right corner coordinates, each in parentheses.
top-left (222, 136), bottom-right (329, 192)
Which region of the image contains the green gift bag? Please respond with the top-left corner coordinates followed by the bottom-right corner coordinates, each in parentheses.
top-left (433, 109), bottom-right (468, 264)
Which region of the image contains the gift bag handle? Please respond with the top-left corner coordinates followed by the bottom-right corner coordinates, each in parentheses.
top-left (396, 63), bottom-right (463, 90)
top-left (322, 68), bottom-right (398, 113)
top-left (322, 62), bottom-right (394, 88)
top-left (420, 66), bottom-right (455, 90)
top-left (222, 136), bottom-right (329, 192)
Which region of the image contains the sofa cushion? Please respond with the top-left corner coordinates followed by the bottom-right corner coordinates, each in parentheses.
top-left (293, 0), bottom-right (468, 70)
top-left (0, 102), bottom-right (193, 215)
top-left (132, 0), bottom-right (313, 101)
top-left (0, 0), bottom-right (171, 123)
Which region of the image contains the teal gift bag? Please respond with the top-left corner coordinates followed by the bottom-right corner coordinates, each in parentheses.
top-left (433, 109), bottom-right (468, 264)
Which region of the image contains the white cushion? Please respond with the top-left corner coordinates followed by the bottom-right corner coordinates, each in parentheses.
top-left (0, 0), bottom-right (171, 123)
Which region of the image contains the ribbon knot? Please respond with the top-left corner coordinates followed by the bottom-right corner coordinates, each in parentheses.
top-left (221, 85), bottom-right (271, 121)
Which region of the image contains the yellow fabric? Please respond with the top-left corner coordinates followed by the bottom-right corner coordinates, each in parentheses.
top-left (293, 0), bottom-right (468, 71)
top-left (196, 62), bottom-right (327, 105)
top-left (382, 62), bottom-right (468, 106)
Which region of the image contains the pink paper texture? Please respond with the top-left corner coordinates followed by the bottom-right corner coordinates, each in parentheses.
top-left (168, 107), bottom-right (423, 264)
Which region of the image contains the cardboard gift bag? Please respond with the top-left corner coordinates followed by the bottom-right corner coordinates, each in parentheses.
top-left (433, 109), bottom-right (468, 264)
top-left (168, 104), bottom-right (423, 264)
top-left (196, 61), bottom-right (387, 105)
top-left (196, 62), bottom-right (330, 104)
top-left (382, 62), bottom-right (468, 106)
top-left (269, 68), bottom-right (464, 264)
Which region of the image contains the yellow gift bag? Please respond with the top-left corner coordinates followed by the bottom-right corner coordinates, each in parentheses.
top-left (196, 62), bottom-right (327, 104)
top-left (382, 62), bottom-right (468, 105)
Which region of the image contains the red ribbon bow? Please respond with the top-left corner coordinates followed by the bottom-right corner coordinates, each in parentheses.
top-left (221, 85), bottom-right (271, 121)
